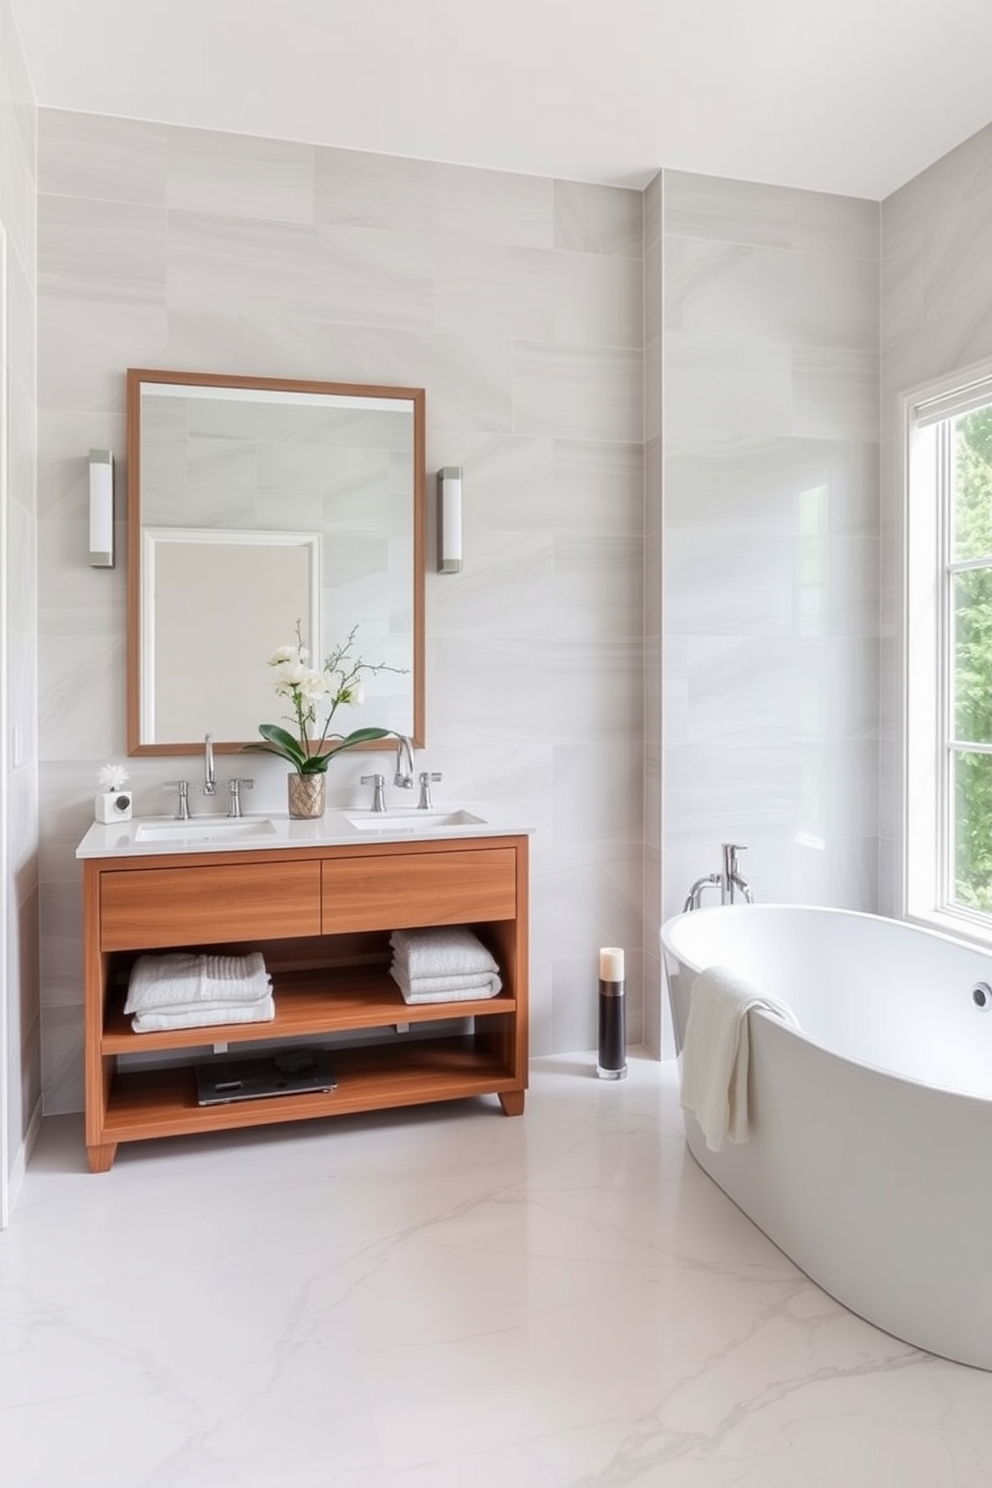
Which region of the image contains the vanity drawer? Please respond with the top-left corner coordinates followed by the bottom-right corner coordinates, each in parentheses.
top-left (100, 861), bottom-right (322, 950)
top-left (321, 847), bottom-right (517, 933)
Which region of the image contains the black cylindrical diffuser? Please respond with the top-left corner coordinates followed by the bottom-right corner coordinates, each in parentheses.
top-left (597, 946), bottom-right (627, 1080)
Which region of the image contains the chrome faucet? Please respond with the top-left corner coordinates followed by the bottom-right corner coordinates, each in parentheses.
top-left (226, 777), bottom-right (254, 818)
top-left (682, 843), bottom-right (754, 912)
top-left (682, 871), bottom-right (721, 913)
top-left (361, 773), bottom-right (388, 812)
top-left (394, 736), bottom-right (415, 790)
top-left (203, 733), bottom-right (216, 796)
top-left (721, 842), bottom-right (753, 905)
top-left (163, 780), bottom-right (191, 821)
top-left (418, 770), bottom-right (442, 809)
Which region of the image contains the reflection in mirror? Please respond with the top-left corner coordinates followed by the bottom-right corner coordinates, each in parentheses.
top-left (141, 528), bottom-right (321, 743)
top-left (127, 370), bottom-right (425, 755)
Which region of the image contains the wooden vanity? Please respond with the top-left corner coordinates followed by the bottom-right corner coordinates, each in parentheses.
top-left (81, 830), bottom-right (529, 1172)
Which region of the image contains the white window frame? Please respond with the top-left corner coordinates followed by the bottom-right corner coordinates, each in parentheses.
top-left (901, 356), bottom-right (992, 945)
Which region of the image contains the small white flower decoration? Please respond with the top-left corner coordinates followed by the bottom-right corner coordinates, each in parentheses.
top-left (99, 763), bottom-right (130, 792)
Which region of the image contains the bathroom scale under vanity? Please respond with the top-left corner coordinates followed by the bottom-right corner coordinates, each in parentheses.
top-left (195, 1051), bottom-right (337, 1106)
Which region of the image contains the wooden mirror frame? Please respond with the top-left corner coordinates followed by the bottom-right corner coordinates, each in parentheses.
top-left (126, 367), bottom-right (426, 756)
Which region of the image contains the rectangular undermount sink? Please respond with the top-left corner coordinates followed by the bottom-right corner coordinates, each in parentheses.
top-left (134, 817), bottom-right (278, 843)
top-left (343, 808), bottom-right (487, 832)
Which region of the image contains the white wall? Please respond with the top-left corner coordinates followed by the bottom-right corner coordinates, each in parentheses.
top-left (34, 107), bottom-right (956, 1111)
top-left (880, 122), bottom-right (992, 914)
top-left (1, 0), bottom-right (40, 1215)
top-left (35, 114), bottom-right (648, 1111)
top-left (661, 171), bottom-right (882, 981)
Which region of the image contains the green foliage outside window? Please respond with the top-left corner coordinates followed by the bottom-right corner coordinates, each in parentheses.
top-left (953, 406), bottom-right (992, 909)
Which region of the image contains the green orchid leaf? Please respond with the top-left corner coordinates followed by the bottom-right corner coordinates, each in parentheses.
top-left (321, 728), bottom-right (394, 759)
top-left (250, 723), bottom-right (308, 770)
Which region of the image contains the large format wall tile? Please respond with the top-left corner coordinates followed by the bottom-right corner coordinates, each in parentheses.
top-left (662, 169), bottom-right (881, 940)
top-left (554, 179), bottom-right (643, 257)
top-left (168, 210), bottom-right (321, 320)
top-left (665, 237), bottom-right (878, 349)
top-left (39, 111), bottom-right (167, 205)
top-left (665, 169), bottom-right (879, 259)
top-left (36, 111), bottom-right (646, 1107)
top-left (2, 0), bottom-right (39, 1201)
top-left (166, 126), bottom-right (314, 222)
top-left (39, 196), bottom-right (166, 305)
top-left (514, 341), bottom-right (642, 441)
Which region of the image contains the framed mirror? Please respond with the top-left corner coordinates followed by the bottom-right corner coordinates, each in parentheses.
top-left (126, 369), bottom-right (425, 756)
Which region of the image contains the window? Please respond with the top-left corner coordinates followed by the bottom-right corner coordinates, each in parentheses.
top-left (904, 364), bottom-right (992, 936)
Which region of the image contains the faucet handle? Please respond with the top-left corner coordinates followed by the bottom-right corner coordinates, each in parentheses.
top-left (360, 773), bottom-right (388, 813)
top-left (417, 771), bottom-right (442, 810)
top-left (226, 777), bottom-right (254, 818)
top-left (162, 780), bottom-right (190, 821)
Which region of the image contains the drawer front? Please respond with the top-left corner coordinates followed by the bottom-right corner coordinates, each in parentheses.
top-left (321, 848), bottom-right (516, 933)
top-left (100, 861), bottom-right (322, 950)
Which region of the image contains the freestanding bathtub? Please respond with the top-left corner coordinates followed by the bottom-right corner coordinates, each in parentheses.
top-left (661, 903), bottom-right (992, 1370)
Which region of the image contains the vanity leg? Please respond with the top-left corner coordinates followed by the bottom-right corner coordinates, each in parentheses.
top-left (498, 1090), bottom-right (525, 1117)
top-left (87, 1143), bottom-right (118, 1174)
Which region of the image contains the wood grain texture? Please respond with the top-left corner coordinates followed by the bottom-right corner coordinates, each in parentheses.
top-left (102, 1037), bottom-right (515, 1142)
top-left (321, 847), bottom-right (516, 931)
top-left (102, 964), bottom-right (515, 1052)
top-left (84, 835), bottom-right (529, 1168)
top-left (99, 859), bottom-right (321, 949)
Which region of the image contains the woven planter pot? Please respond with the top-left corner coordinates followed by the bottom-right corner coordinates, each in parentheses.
top-left (287, 773), bottom-right (326, 819)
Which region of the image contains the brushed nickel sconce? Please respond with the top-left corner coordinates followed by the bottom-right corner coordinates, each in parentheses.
top-left (89, 448), bottom-right (114, 567)
top-left (437, 465), bottom-right (463, 573)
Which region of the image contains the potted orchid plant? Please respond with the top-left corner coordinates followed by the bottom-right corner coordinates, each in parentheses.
top-left (245, 622), bottom-right (399, 818)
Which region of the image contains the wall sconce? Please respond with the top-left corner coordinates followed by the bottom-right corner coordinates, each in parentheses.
top-left (88, 448), bottom-right (115, 568)
top-left (437, 465), bottom-right (463, 573)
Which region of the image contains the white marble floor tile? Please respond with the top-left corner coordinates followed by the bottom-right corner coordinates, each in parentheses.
top-left (3, 1056), bottom-right (992, 1487)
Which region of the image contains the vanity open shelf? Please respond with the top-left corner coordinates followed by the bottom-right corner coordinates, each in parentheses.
top-left (82, 833), bottom-right (529, 1172)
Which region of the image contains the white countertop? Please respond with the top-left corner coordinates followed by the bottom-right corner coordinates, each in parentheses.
top-left (75, 806), bottom-right (534, 860)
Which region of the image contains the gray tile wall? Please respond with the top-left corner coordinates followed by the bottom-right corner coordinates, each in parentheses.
top-left (36, 106), bottom-right (962, 1111)
top-left (2, 0), bottom-right (39, 1203)
top-left (642, 173), bottom-right (664, 1055)
top-left (36, 112), bottom-right (646, 1111)
top-left (661, 170), bottom-right (881, 984)
top-left (880, 123), bottom-right (992, 914)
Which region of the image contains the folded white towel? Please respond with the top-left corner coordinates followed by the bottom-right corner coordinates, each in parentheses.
top-left (389, 927), bottom-right (499, 980)
top-left (131, 996), bottom-right (275, 1033)
top-left (125, 952), bottom-right (271, 1014)
top-left (390, 960), bottom-right (502, 1004)
top-left (679, 965), bottom-right (799, 1153)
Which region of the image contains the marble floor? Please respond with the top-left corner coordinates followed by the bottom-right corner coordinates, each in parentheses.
top-left (3, 1053), bottom-right (992, 1487)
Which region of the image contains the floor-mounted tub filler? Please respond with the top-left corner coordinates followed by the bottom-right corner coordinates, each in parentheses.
top-left (661, 903), bottom-right (992, 1371)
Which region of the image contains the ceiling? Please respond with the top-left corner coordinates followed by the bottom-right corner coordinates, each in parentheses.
top-left (11, 0), bottom-right (992, 200)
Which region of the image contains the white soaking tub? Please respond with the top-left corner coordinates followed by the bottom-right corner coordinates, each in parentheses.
top-left (661, 903), bottom-right (992, 1370)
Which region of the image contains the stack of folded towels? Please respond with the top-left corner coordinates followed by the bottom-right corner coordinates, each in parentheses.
top-left (124, 951), bottom-right (274, 1033)
top-left (389, 927), bottom-right (502, 1004)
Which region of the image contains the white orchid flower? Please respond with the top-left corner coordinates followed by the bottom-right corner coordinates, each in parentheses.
top-left (267, 644), bottom-right (300, 666)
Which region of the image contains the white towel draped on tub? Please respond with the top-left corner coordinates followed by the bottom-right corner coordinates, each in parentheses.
top-left (389, 927), bottom-right (502, 1004)
top-left (125, 951), bottom-right (274, 1033)
top-left (679, 965), bottom-right (799, 1153)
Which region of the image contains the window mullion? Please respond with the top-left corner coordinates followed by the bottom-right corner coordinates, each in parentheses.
top-left (903, 359), bottom-right (992, 941)
top-left (937, 420), bottom-right (954, 909)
